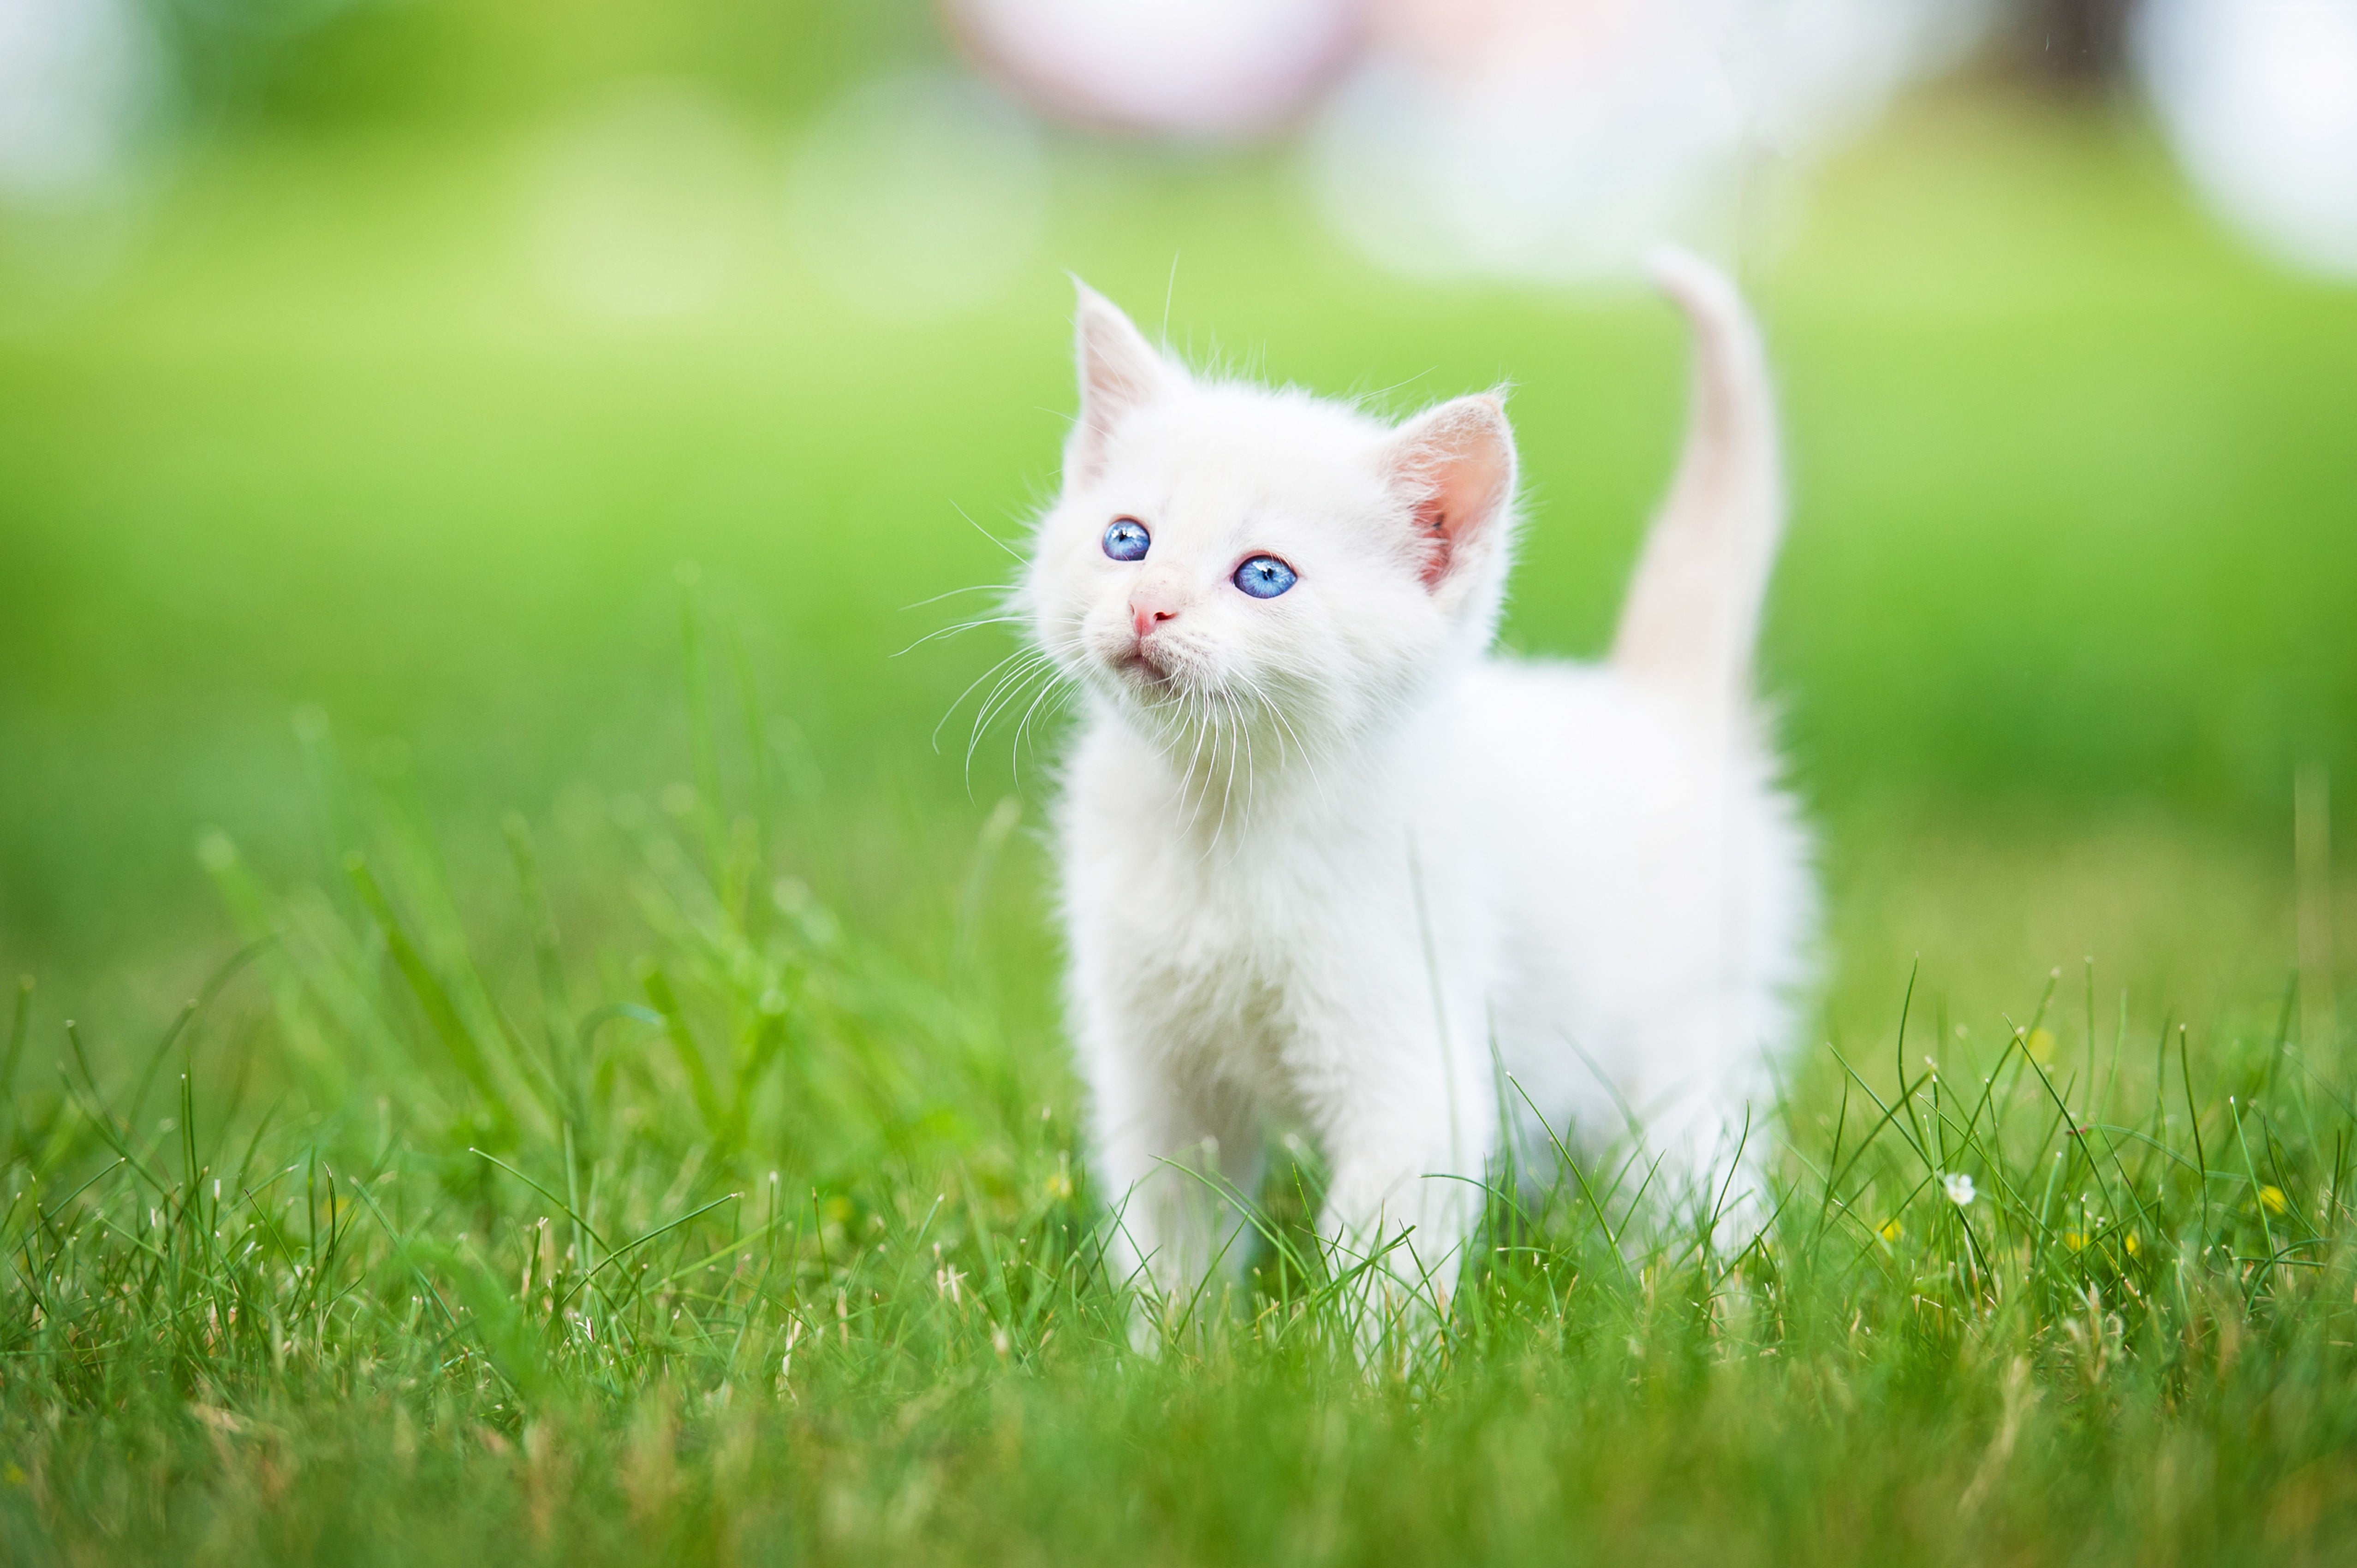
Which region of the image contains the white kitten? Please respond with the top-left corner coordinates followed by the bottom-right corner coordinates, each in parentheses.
top-left (1020, 252), bottom-right (1814, 1347)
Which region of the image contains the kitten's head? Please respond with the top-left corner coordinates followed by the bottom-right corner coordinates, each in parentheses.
top-left (1024, 285), bottom-right (1518, 771)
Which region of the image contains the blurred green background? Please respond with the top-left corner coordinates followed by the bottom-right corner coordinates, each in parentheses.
top-left (1, 0), bottom-right (2352, 1059)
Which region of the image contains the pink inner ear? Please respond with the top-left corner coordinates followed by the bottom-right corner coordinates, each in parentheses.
top-left (1412, 469), bottom-right (1475, 588)
top-left (1395, 398), bottom-right (1513, 590)
top-left (1069, 292), bottom-right (1169, 486)
top-left (1078, 360), bottom-right (1151, 470)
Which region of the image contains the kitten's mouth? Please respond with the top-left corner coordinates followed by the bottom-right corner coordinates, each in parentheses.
top-left (1115, 641), bottom-right (1175, 687)
top-left (1088, 620), bottom-right (1194, 697)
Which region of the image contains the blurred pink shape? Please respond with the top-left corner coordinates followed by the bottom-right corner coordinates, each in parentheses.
top-left (1312, 0), bottom-right (1984, 281)
top-left (946, 0), bottom-right (1366, 137)
top-left (1364, 0), bottom-right (1646, 81)
top-left (946, 0), bottom-right (1981, 279)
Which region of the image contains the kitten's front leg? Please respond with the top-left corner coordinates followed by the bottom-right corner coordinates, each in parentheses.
top-left (1085, 1038), bottom-right (1263, 1344)
top-left (1308, 1039), bottom-right (1495, 1371)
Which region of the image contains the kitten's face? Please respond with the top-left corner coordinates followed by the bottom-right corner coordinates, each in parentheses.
top-left (1024, 288), bottom-right (1518, 771)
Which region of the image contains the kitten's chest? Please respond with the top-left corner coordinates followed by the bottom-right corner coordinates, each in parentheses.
top-left (1075, 803), bottom-right (1417, 1086)
top-left (1116, 859), bottom-right (1335, 1091)
top-left (1061, 716), bottom-right (1461, 1079)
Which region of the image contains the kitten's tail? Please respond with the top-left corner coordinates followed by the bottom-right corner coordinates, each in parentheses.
top-left (1609, 248), bottom-right (1784, 714)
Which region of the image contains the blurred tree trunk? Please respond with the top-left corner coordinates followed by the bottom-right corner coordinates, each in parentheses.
top-left (2014, 0), bottom-right (2138, 84)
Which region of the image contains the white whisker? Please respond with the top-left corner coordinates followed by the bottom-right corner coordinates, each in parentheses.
top-left (950, 499), bottom-right (1026, 564)
top-left (968, 654), bottom-right (1055, 745)
top-left (1009, 663), bottom-right (1076, 783)
top-left (899, 582), bottom-right (1012, 612)
top-left (933, 647), bottom-right (1037, 753)
top-left (964, 653), bottom-right (1058, 778)
top-left (892, 615), bottom-right (1029, 658)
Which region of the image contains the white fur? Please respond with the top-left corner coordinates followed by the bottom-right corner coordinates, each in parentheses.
top-left (1020, 252), bottom-right (1814, 1343)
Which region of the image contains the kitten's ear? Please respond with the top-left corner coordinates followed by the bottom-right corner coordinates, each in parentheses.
top-left (1066, 283), bottom-right (1176, 487)
top-left (1385, 393), bottom-right (1518, 598)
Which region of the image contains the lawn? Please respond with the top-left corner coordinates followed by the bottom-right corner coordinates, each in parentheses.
top-left (2, 86), bottom-right (2356, 1563)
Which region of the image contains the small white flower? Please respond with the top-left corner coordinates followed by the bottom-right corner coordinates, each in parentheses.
top-left (1942, 1171), bottom-right (1976, 1207)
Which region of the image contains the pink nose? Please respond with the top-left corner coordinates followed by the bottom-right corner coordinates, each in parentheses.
top-left (1131, 590), bottom-right (1181, 641)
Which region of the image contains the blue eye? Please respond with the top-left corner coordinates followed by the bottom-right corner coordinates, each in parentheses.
top-left (1102, 518), bottom-right (1150, 561)
top-left (1234, 555), bottom-right (1297, 599)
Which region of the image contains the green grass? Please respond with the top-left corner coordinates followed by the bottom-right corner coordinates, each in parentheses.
top-left (4, 684), bottom-right (2356, 1564)
top-left (3, 85), bottom-right (2357, 1563)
